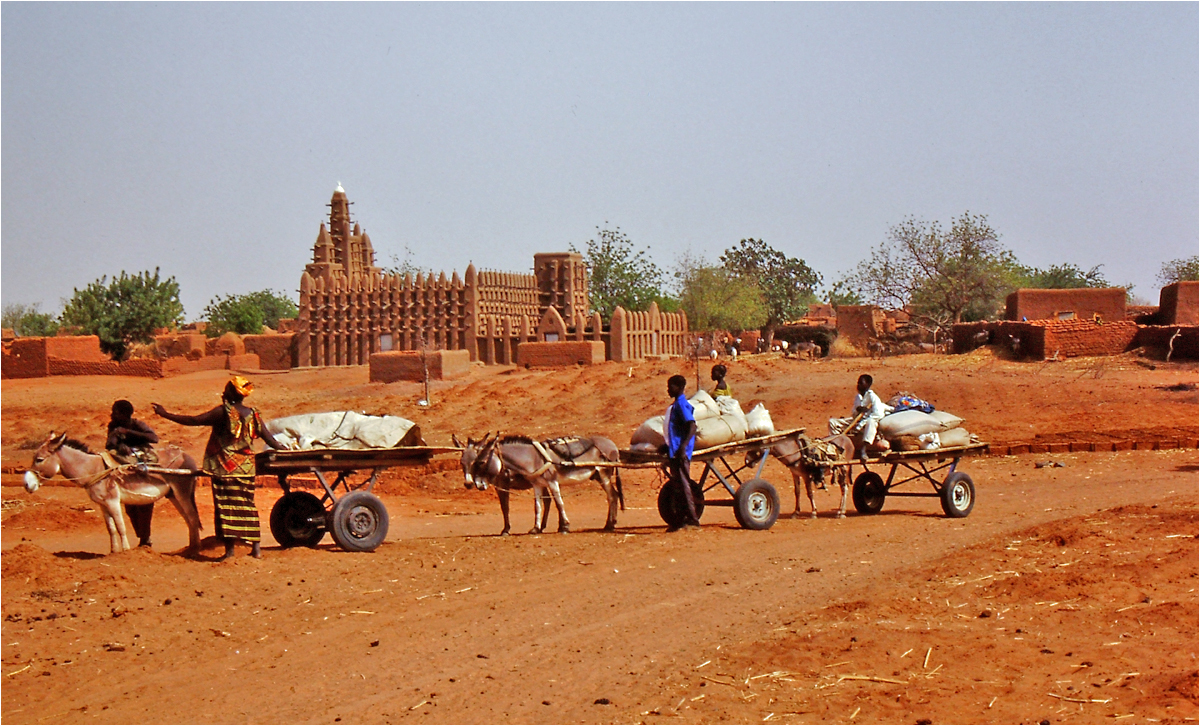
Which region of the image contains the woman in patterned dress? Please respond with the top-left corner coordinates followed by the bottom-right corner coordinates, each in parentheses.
top-left (153, 376), bottom-right (286, 560)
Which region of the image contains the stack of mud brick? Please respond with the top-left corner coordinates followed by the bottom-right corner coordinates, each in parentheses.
top-left (1, 335), bottom-right (161, 379)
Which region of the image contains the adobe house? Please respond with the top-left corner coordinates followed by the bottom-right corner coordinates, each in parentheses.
top-left (1004, 288), bottom-right (1126, 323)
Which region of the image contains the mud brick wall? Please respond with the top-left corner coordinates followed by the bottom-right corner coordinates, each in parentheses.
top-left (1, 338), bottom-right (49, 378)
top-left (516, 341), bottom-right (605, 367)
top-left (1134, 325), bottom-right (1199, 360)
top-left (1158, 281), bottom-right (1199, 325)
top-left (836, 306), bottom-right (882, 347)
top-left (608, 303), bottom-right (689, 361)
top-left (1005, 288), bottom-right (1126, 322)
top-left (227, 354), bottom-right (260, 370)
top-left (45, 358), bottom-right (163, 378)
top-left (162, 356), bottom-right (229, 375)
top-left (42, 336), bottom-right (106, 361)
top-left (1036, 320), bottom-right (1138, 359)
top-left (369, 349), bottom-right (471, 383)
top-left (243, 334), bottom-right (296, 370)
top-left (155, 333), bottom-right (207, 360)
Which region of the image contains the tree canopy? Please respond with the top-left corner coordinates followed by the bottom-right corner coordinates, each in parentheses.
top-left (1019, 263), bottom-right (1111, 290)
top-left (842, 213), bottom-right (1018, 325)
top-left (203, 289), bottom-right (298, 337)
top-left (675, 254), bottom-right (767, 333)
top-left (1, 303), bottom-right (60, 337)
top-left (719, 238), bottom-right (821, 339)
top-left (574, 226), bottom-right (670, 322)
top-left (60, 268), bottom-right (184, 359)
top-left (1157, 255), bottom-right (1199, 286)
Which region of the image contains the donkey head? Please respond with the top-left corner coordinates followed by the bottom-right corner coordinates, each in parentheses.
top-left (26, 432), bottom-right (69, 492)
top-left (460, 432), bottom-right (497, 490)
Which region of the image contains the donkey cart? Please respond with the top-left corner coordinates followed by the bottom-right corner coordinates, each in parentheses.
top-left (619, 428), bottom-right (806, 532)
top-left (258, 446), bottom-right (459, 552)
top-left (834, 442), bottom-right (990, 519)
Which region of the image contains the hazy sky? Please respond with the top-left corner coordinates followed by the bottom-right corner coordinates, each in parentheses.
top-left (3, 3), bottom-right (1196, 318)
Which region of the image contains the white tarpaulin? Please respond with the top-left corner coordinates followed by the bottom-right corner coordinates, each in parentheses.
top-left (265, 411), bottom-right (420, 450)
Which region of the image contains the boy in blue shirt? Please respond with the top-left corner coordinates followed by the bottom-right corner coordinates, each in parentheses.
top-left (665, 374), bottom-right (701, 530)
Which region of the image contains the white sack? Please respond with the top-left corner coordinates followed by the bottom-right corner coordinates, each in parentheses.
top-left (695, 414), bottom-right (748, 449)
top-left (878, 410), bottom-right (947, 439)
top-left (745, 403), bottom-right (775, 438)
top-left (937, 427), bottom-right (972, 447)
top-left (918, 432), bottom-right (941, 450)
top-left (631, 415), bottom-right (666, 448)
top-left (715, 395), bottom-right (749, 431)
top-left (267, 411), bottom-right (418, 450)
top-left (689, 390), bottom-right (721, 420)
top-left (928, 410), bottom-right (965, 429)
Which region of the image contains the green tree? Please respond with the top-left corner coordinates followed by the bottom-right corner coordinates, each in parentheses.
top-left (60, 268), bottom-right (184, 359)
top-left (825, 281), bottom-right (864, 308)
top-left (203, 289), bottom-right (298, 337)
top-left (572, 226), bottom-right (668, 322)
top-left (1157, 255), bottom-right (1199, 286)
top-left (1, 303), bottom-right (60, 337)
top-left (844, 213), bottom-right (1017, 325)
top-left (1020, 263), bottom-right (1111, 289)
top-left (719, 238), bottom-right (821, 343)
top-left (675, 254), bottom-right (767, 332)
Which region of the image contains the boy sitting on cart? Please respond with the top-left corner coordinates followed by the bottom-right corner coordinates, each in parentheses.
top-left (828, 374), bottom-right (893, 460)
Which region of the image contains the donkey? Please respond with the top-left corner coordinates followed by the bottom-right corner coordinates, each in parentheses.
top-left (24, 432), bottom-right (203, 555)
top-left (770, 433), bottom-right (855, 518)
top-left (456, 434), bottom-right (624, 535)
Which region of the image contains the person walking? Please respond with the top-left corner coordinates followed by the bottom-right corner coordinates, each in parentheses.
top-left (106, 399), bottom-right (160, 547)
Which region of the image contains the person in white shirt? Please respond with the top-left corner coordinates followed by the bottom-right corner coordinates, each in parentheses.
top-left (828, 374), bottom-right (893, 457)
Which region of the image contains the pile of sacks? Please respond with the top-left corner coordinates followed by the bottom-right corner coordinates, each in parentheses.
top-left (876, 396), bottom-right (975, 451)
top-left (630, 391), bottom-right (776, 452)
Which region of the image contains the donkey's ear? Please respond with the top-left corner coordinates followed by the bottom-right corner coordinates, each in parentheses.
top-left (452, 434), bottom-right (462, 448)
top-left (50, 432), bottom-right (68, 451)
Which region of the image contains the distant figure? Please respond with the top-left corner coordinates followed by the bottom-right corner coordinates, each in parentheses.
top-left (711, 364), bottom-right (732, 398)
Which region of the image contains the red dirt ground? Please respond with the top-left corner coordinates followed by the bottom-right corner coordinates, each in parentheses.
top-left (2, 350), bottom-right (1197, 724)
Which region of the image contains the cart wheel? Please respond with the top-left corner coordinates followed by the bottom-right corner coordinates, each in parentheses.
top-left (734, 479), bottom-right (780, 530)
top-left (851, 472), bottom-right (886, 514)
top-left (269, 491), bottom-right (326, 548)
top-left (329, 491), bottom-right (390, 552)
top-left (656, 481), bottom-right (705, 528)
top-left (940, 472), bottom-right (975, 518)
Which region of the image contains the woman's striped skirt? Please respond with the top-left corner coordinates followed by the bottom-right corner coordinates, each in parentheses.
top-left (211, 476), bottom-right (260, 543)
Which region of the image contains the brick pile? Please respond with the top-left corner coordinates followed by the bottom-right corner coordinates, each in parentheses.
top-left (516, 341), bottom-right (606, 367)
top-left (1032, 319), bottom-right (1139, 359)
top-left (369, 349), bottom-right (471, 383)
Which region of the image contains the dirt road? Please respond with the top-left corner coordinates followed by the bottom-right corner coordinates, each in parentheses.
top-left (2, 353), bottom-right (1197, 724)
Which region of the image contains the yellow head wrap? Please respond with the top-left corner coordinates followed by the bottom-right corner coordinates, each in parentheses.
top-left (229, 375), bottom-right (254, 397)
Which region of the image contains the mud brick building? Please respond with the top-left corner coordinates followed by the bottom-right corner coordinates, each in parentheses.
top-left (296, 186), bottom-right (687, 368)
top-left (1005, 288), bottom-right (1127, 323)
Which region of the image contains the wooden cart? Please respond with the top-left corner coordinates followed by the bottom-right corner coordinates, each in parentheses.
top-left (834, 442), bottom-right (990, 518)
top-left (619, 428), bottom-right (806, 531)
top-left (256, 446), bottom-right (460, 552)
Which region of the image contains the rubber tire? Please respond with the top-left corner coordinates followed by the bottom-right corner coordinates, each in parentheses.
top-left (328, 491), bottom-right (390, 552)
top-left (851, 472), bottom-right (886, 515)
top-left (940, 472), bottom-right (975, 518)
top-left (734, 479), bottom-right (780, 530)
top-left (269, 491), bottom-right (326, 548)
top-left (657, 481), bottom-right (705, 528)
